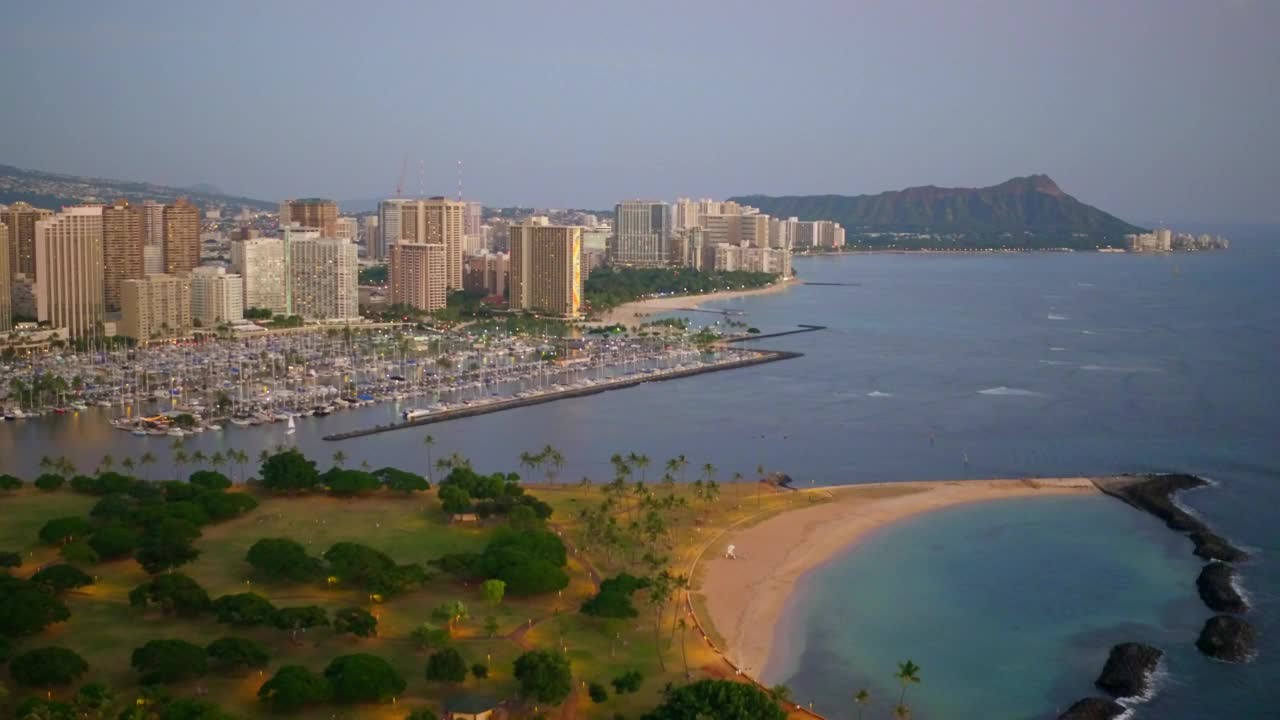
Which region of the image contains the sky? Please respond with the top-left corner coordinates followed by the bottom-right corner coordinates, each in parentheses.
top-left (2, 0), bottom-right (1277, 224)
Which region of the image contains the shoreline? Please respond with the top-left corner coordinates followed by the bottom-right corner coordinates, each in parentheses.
top-left (694, 477), bottom-right (1100, 680)
top-left (596, 276), bottom-right (800, 325)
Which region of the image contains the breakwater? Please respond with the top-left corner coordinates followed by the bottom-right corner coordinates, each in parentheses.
top-left (723, 324), bottom-right (827, 343)
top-left (324, 349), bottom-right (803, 441)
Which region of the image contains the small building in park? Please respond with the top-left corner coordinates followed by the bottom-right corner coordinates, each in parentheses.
top-left (444, 694), bottom-right (504, 719)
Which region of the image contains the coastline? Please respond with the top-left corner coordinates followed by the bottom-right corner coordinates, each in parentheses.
top-left (596, 276), bottom-right (800, 325)
top-left (694, 478), bottom-right (1100, 681)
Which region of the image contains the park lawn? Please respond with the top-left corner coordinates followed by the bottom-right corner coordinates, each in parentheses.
top-left (0, 488), bottom-right (95, 566)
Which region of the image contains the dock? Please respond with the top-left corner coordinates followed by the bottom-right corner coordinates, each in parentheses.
top-left (323, 349), bottom-right (803, 441)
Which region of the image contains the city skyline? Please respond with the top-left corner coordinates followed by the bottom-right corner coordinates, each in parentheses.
top-left (1, 1), bottom-right (1277, 224)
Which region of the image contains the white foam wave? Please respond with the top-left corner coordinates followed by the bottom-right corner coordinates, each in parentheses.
top-left (978, 386), bottom-right (1044, 397)
top-left (1049, 347), bottom-right (1068, 352)
top-left (1080, 330), bottom-right (1097, 335)
top-left (1117, 661), bottom-right (1168, 709)
top-left (1077, 282), bottom-right (1096, 287)
top-left (1047, 313), bottom-right (1069, 321)
top-left (1080, 364), bottom-right (1163, 373)
top-left (1039, 360), bottom-right (1074, 366)
top-left (866, 391), bottom-right (894, 397)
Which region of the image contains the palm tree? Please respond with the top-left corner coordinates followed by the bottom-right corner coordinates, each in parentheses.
top-left (190, 450), bottom-right (208, 469)
top-left (854, 689), bottom-right (870, 720)
top-left (422, 434), bottom-right (436, 480)
top-left (677, 617), bottom-right (691, 679)
top-left (56, 456), bottom-right (76, 479)
top-left (98, 454), bottom-right (115, 474)
top-left (209, 451), bottom-right (226, 474)
top-left (629, 453), bottom-right (651, 483)
top-left (139, 452), bottom-right (156, 481)
top-left (38, 455), bottom-right (54, 475)
top-left (258, 449), bottom-right (270, 467)
top-left (895, 660), bottom-right (921, 713)
top-left (331, 451), bottom-right (346, 470)
top-left (544, 445), bottom-right (564, 485)
top-left (770, 684), bottom-right (793, 706)
top-left (173, 449), bottom-right (189, 480)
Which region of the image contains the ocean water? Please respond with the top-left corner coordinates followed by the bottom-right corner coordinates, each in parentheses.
top-left (2, 236), bottom-right (1277, 716)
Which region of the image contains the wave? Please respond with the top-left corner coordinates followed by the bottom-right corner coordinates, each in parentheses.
top-left (1116, 661), bottom-right (1168, 712)
top-left (866, 391), bottom-right (894, 397)
top-left (1080, 330), bottom-right (1098, 335)
top-left (1080, 364), bottom-right (1163, 373)
top-left (1038, 360), bottom-right (1075, 366)
top-left (1049, 347), bottom-right (1068, 352)
top-left (1076, 282), bottom-right (1096, 287)
top-left (1047, 313), bottom-right (1070, 321)
top-left (978, 386), bottom-right (1044, 397)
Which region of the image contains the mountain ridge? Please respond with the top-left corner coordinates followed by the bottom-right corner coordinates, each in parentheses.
top-left (732, 175), bottom-right (1146, 249)
top-left (0, 163), bottom-right (275, 211)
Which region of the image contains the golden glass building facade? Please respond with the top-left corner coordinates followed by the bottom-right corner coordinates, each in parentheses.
top-left (510, 219), bottom-right (582, 318)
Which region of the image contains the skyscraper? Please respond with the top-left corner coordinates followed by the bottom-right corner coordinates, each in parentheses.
top-left (2, 201), bottom-right (54, 277)
top-left (335, 216), bottom-right (358, 243)
top-left (510, 217), bottom-right (582, 318)
top-left (231, 237), bottom-right (288, 314)
top-left (102, 199), bottom-right (144, 312)
top-left (289, 237), bottom-right (358, 319)
top-left (0, 220), bottom-right (9, 332)
top-left (120, 274), bottom-right (192, 342)
top-left (400, 198), bottom-right (466, 289)
top-left (360, 215), bottom-right (379, 257)
top-left (390, 242), bottom-right (448, 312)
top-left (375, 199), bottom-right (409, 261)
top-left (611, 201), bottom-right (670, 267)
top-left (163, 199), bottom-right (201, 274)
top-left (141, 200), bottom-right (165, 247)
top-left (279, 198), bottom-right (339, 236)
top-left (190, 266), bottom-right (245, 326)
top-left (35, 206), bottom-right (104, 339)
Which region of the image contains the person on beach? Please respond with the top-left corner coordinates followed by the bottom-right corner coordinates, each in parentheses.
top-left (725, 544), bottom-right (737, 559)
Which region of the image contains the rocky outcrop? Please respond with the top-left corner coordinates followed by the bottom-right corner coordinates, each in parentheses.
top-left (761, 472), bottom-right (794, 489)
top-left (1094, 475), bottom-right (1247, 562)
top-left (1095, 642), bottom-right (1163, 698)
top-left (1190, 530), bottom-right (1248, 563)
top-left (1057, 697), bottom-right (1126, 720)
top-left (1196, 615), bottom-right (1258, 663)
top-left (1197, 562), bottom-right (1248, 613)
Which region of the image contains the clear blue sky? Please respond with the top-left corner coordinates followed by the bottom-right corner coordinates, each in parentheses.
top-left (2, 0), bottom-right (1276, 223)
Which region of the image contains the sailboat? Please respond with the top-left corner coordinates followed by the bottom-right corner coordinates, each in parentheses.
top-left (286, 415), bottom-right (296, 435)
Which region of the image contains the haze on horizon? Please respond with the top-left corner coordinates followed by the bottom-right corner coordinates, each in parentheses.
top-left (2, 0), bottom-right (1276, 224)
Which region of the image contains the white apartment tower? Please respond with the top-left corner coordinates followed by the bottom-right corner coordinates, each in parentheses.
top-left (120, 274), bottom-right (192, 342)
top-left (190, 266), bottom-right (245, 326)
top-left (35, 206), bottom-right (104, 339)
top-left (289, 237), bottom-right (358, 319)
top-left (231, 237), bottom-right (289, 315)
top-left (611, 201), bottom-right (671, 267)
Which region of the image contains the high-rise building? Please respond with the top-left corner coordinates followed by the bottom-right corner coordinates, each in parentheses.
top-left (279, 198), bottom-right (339, 236)
top-left (2, 201), bottom-right (54, 277)
top-left (463, 251), bottom-right (510, 298)
top-left (163, 199), bottom-right (201, 274)
top-left (400, 198), bottom-right (466, 290)
top-left (464, 201), bottom-right (483, 236)
top-left (390, 242), bottom-right (448, 312)
top-left (510, 218), bottom-right (582, 317)
top-left (289, 237), bottom-right (358, 319)
top-left (101, 199), bottom-right (144, 312)
top-left (190, 266), bottom-right (245, 326)
top-left (143, 245), bottom-right (166, 275)
top-left (611, 201), bottom-right (670, 267)
top-left (673, 198), bottom-right (703, 231)
top-left (375, 199), bottom-right (410, 261)
top-left (35, 206), bottom-right (104, 339)
top-left (335, 216), bottom-right (358, 243)
top-left (141, 201), bottom-right (165, 247)
top-left (231, 237), bottom-right (288, 314)
top-left (0, 220), bottom-right (9, 332)
top-left (360, 216), bottom-right (379, 256)
top-left (120, 274), bottom-right (191, 342)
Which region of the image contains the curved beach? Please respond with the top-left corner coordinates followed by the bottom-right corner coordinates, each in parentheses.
top-left (696, 478), bottom-right (1100, 679)
top-left (598, 276), bottom-right (800, 325)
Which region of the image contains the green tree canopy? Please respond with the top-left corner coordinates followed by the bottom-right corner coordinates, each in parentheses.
top-left (258, 449), bottom-right (322, 493)
top-left (88, 524), bottom-right (141, 560)
top-left (438, 485), bottom-right (473, 515)
top-left (581, 573), bottom-right (650, 618)
top-left (9, 646), bottom-right (88, 687)
top-left (322, 468), bottom-right (381, 497)
top-left (0, 575), bottom-right (70, 636)
top-left (0, 550), bottom-right (22, 568)
top-left (188, 470), bottom-right (232, 491)
top-left (131, 639), bottom-right (208, 684)
top-left (323, 653), bottom-right (406, 703)
top-left (90, 493), bottom-right (136, 522)
top-left (258, 665), bottom-right (332, 713)
top-left (34, 474), bottom-right (64, 491)
top-left (213, 592), bottom-right (278, 626)
top-left (481, 578), bottom-right (506, 606)
top-left (158, 698), bottom-right (236, 720)
top-left (206, 636), bottom-right (270, 673)
top-left (373, 466), bottom-right (429, 493)
top-left (38, 516), bottom-right (92, 546)
top-left (640, 679), bottom-right (787, 720)
top-left (135, 517), bottom-right (202, 573)
top-left (477, 528), bottom-right (569, 596)
top-left (513, 649), bottom-right (572, 705)
top-left (0, 474), bottom-right (23, 491)
top-left (30, 564), bottom-right (94, 594)
top-left (246, 537), bottom-right (325, 583)
top-left (333, 607), bottom-right (378, 638)
top-left (424, 647), bottom-right (467, 683)
top-left (272, 605), bottom-right (330, 639)
top-left (128, 573), bottom-right (212, 617)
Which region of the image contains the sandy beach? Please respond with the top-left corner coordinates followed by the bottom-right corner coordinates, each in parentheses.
top-left (694, 478), bottom-right (1100, 679)
top-left (597, 276), bottom-right (800, 325)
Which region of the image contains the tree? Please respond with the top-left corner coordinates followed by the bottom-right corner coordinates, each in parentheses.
top-left (38, 516), bottom-right (92, 546)
top-left (158, 698), bottom-right (236, 720)
top-left (405, 710), bottom-right (438, 720)
top-left (322, 468), bottom-right (381, 497)
top-left (431, 600), bottom-right (468, 636)
top-left (895, 659), bottom-right (921, 713)
top-left (258, 448), bottom-right (321, 493)
top-left (424, 647), bottom-right (467, 683)
top-left (86, 524), bottom-right (139, 560)
top-left (272, 606), bottom-right (329, 642)
top-left (30, 564), bottom-right (93, 594)
top-left (0, 576), bottom-right (70, 636)
top-left (188, 470), bottom-right (231, 491)
top-left (139, 452), bottom-right (156, 481)
top-left (410, 624), bottom-right (451, 651)
top-left (476, 528), bottom-right (569, 596)
top-left (73, 682), bottom-right (113, 715)
top-left (481, 578), bottom-right (505, 606)
top-left (131, 639), bottom-right (207, 684)
top-left (135, 518), bottom-right (201, 573)
top-left (206, 636), bottom-right (270, 673)
top-left (128, 573), bottom-right (211, 617)
top-left (323, 653), bottom-right (406, 703)
top-left (333, 607), bottom-right (378, 638)
top-left (0, 551), bottom-right (20, 569)
top-left (471, 662), bottom-right (488, 679)
top-left (645, 570), bottom-right (674, 671)
top-left (640, 679), bottom-right (786, 720)
top-left (11, 697), bottom-right (76, 720)
top-left (0, 474), bottom-right (22, 491)
top-left (258, 665), bottom-right (332, 713)
top-left (90, 493), bottom-right (135, 522)
top-left (374, 466), bottom-right (429, 493)
top-left (581, 573), bottom-right (648, 619)
top-left (193, 489), bottom-right (258, 522)
top-left (770, 684), bottom-right (793, 705)
top-left (513, 650), bottom-right (572, 705)
top-left (9, 647), bottom-right (88, 688)
top-left (854, 688), bottom-right (871, 720)
top-left (58, 540), bottom-right (98, 565)
top-left (34, 474), bottom-right (63, 491)
top-left (246, 538), bottom-right (324, 583)
top-left (439, 485), bottom-right (473, 515)
top-left (213, 592), bottom-right (278, 627)
top-left (588, 682), bottom-right (608, 703)
top-left (611, 670), bottom-right (643, 694)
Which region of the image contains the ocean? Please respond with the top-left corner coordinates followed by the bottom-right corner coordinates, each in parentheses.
top-left (2, 239), bottom-right (1277, 718)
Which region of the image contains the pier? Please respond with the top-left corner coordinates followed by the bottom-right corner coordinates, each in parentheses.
top-left (323, 349), bottom-right (803, 441)
top-left (723, 324), bottom-right (827, 343)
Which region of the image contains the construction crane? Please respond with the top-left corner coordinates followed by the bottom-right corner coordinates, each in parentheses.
top-left (395, 156), bottom-right (407, 198)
